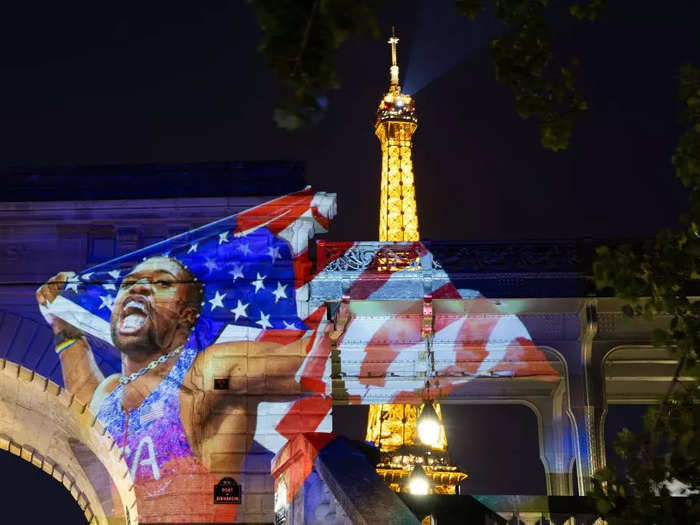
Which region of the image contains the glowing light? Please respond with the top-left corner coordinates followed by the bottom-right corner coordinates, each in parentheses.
top-left (368, 32), bottom-right (466, 498)
top-left (417, 402), bottom-right (441, 447)
top-left (407, 464), bottom-right (431, 495)
top-left (376, 29), bottom-right (419, 243)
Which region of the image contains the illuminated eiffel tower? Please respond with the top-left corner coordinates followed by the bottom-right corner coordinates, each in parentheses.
top-left (365, 30), bottom-right (467, 495)
top-left (376, 28), bottom-right (420, 242)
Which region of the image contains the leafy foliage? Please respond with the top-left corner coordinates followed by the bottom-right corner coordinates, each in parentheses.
top-left (569, 0), bottom-right (606, 22)
top-left (454, 0), bottom-right (596, 150)
top-left (246, 0), bottom-right (378, 129)
top-left (591, 64), bottom-right (700, 524)
top-left (248, 0), bottom-right (594, 148)
top-left (486, 1), bottom-right (588, 150)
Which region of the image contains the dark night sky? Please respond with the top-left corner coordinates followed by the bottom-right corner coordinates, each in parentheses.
top-left (1, 1), bottom-right (699, 520)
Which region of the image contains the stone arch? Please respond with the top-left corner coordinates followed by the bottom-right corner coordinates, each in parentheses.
top-left (0, 358), bottom-right (138, 524)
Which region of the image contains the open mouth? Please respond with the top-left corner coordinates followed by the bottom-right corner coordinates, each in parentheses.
top-left (118, 297), bottom-right (150, 335)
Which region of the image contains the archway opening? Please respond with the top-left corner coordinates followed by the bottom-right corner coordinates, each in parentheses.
top-left (333, 403), bottom-right (546, 494)
top-left (0, 448), bottom-right (87, 523)
top-left (604, 404), bottom-right (647, 476)
top-left (442, 404), bottom-right (546, 495)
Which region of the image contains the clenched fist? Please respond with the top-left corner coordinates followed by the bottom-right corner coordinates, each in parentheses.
top-left (36, 271), bottom-right (77, 335)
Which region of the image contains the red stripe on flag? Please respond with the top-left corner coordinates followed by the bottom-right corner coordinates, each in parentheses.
top-left (275, 396), bottom-right (333, 440)
top-left (491, 336), bottom-right (559, 377)
top-left (311, 206), bottom-right (330, 231)
top-left (302, 306), bottom-right (326, 332)
top-left (298, 325), bottom-right (333, 394)
top-left (292, 252), bottom-right (312, 287)
top-left (355, 307), bottom-right (423, 388)
top-left (430, 282), bottom-right (463, 299)
top-left (235, 190), bottom-right (314, 236)
top-left (257, 329), bottom-right (307, 344)
top-left (314, 241), bottom-right (354, 273)
top-left (271, 432), bottom-right (337, 507)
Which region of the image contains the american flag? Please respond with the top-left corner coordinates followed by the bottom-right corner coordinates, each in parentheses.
top-left (43, 188), bottom-right (557, 453)
top-left (43, 187), bottom-right (335, 349)
top-left (297, 242), bottom-right (559, 407)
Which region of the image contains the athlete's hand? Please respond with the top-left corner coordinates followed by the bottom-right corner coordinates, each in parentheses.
top-left (36, 271), bottom-right (76, 333)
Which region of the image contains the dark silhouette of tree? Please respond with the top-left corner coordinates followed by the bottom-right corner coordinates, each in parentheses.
top-left (592, 62), bottom-right (700, 524)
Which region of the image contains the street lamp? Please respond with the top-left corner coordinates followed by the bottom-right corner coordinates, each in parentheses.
top-left (407, 464), bottom-right (431, 495)
top-left (417, 400), bottom-right (441, 447)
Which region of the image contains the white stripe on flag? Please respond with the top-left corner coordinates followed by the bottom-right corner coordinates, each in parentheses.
top-left (214, 324), bottom-right (263, 344)
top-left (315, 409), bottom-right (332, 433)
top-left (310, 191), bottom-right (337, 222)
top-left (254, 401), bottom-right (295, 453)
top-left (234, 209), bottom-right (290, 238)
top-left (431, 315), bottom-right (471, 370)
top-left (294, 283), bottom-right (310, 320)
top-left (277, 210), bottom-right (314, 256)
top-left (366, 267), bottom-right (451, 300)
top-left (42, 295), bottom-right (113, 345)
top-left (294, 323), bottom-right (332, 393)
top-left (475, 315), bottom-right (529, 376)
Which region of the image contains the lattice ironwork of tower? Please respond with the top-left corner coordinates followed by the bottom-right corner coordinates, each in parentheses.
top-left (376, 30), bottom-right (419, 242)
top-left (366, 31), bottom-right (467, 496)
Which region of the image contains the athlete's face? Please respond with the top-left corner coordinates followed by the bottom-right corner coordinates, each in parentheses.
top-left (111, 257), bottom-right (197, 356)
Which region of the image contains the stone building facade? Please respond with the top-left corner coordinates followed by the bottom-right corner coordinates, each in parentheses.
top-left (0, 163), bottom-right (682, 524)
top-left (0, 162), bottom-right (309, 524)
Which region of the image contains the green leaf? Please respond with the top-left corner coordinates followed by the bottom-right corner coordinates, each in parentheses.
top-left (651, 328), bottom-right (669, 346)
top-left (596, 498), bottom-right (613, 515)
top-left (455, 0), bottom-right (484, 19)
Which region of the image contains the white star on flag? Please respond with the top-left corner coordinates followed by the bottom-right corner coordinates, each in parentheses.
top-left (237, 242), bottom-right (252, 256)
top-left (252, 273), bottom-right (266, 293)
top-left (99, 295), bottom-right (115, 311)
top-left (228, 264), bottom-right (244, 281)
top-left (283, 321), bottom-right (297, 330)
top-left (272, 281), bottom-right (288, 303)
top-left (267, 246), bottom-right (281, 262)
top-left (256, 311), bottom-right (272, 329)
top-left (101, 269), bottom-right (121, 291)
top-left (230, 300), bottom-right (249, 321)
top-left (218, 231), bottom-right (230, 245)
top-left (187, 242), bottom-right (198, 254)
top-left (65, 275), bottom-right (81, 294)
top-left (81, 272), bottom-right (93, 281)
top-left (204, 257), bottom-right (219, 273)
top-left (208, 290), bottom-right (226, 311)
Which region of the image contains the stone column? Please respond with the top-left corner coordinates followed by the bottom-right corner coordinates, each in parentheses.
top-left (569, 299), bottom-right (607, 495)
top-left (531, 385), bottom-right (576, 496)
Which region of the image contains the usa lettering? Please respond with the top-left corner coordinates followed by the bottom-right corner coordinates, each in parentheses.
top-left (120, 436), bottom-right (161, 481)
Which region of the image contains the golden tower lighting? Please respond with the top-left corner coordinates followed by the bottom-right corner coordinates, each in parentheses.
top-left (365, 30), bottom-right (467, 496)
top-left (376, 29), bottom-right (420, 242)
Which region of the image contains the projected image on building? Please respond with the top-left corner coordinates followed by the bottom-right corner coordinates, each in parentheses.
top-left (28, 189), bottom-right (557, 523)
top-left (33, 189), bottom-right (337, 523)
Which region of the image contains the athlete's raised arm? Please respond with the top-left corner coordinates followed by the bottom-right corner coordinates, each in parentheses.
top-left (36, 271), bottom-right (105, 405)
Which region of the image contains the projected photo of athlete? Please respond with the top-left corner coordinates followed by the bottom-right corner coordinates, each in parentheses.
top-left (37, 256), bottom-right (309, 523)
top-left (32, 191), bottom-right (556, 523)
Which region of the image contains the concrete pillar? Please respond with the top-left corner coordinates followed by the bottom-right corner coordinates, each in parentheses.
top-left (569, 299), bottom-right (607, 495)
top-left (531, 386), bottom-right (576, 496)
